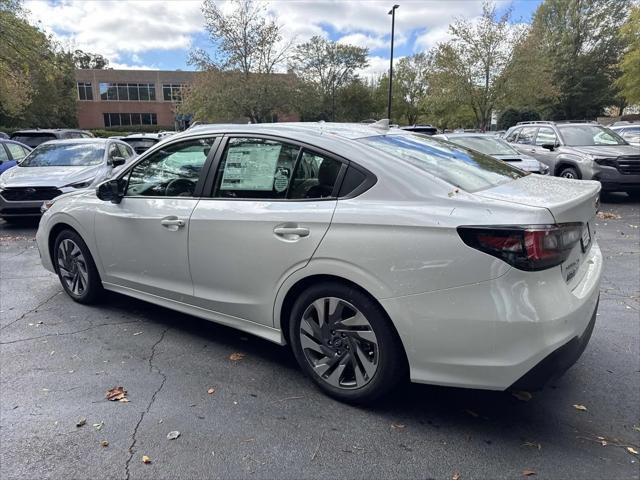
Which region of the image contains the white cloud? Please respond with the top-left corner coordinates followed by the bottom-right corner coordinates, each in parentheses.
top-left (24, 0), bottom-right (203, 64)
top-left (337, 33), bottom-right (387, 50)
top-left (414, 24), bottom-right (452, 52)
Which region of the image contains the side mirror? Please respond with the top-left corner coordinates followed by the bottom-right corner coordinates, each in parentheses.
top-left (108, 156), bottom-right (126, 167)
top-left (541, 143), bottom-right (556, 151)
top-left (96, 178), bottom-right (125, 204)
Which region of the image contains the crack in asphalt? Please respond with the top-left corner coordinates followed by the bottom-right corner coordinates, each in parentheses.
top-left (0, 290), bottom-right (62, 333)
top-left (1, 245), bottom-right (32, 260)
top-left (124, 327), bottom-right (169, 480)
top-left (0, 319), bottom-right (142, 345)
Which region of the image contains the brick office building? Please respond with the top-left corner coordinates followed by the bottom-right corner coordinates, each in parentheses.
top-left (74, 69), bottom-right (197, 129)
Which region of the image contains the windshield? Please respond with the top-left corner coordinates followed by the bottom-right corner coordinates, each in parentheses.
top-left (359, 134), bottom-right (526, 193)
top-left (449, 136), bottom-right (519, 156)
top-left (11, 133), bottom-right (56, 148)
top-left (557, 125), bottom-right (627, 146)
top-left (20, 143), bottom-right (105, 167)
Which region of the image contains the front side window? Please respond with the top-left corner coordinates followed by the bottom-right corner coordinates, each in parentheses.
top-left (214, 138), bottom-right (300, 199)
top-left (505, 128), bottom-right (520, 142)
top-left (535, 127), bottom-right (558, 146)
top-left (125, 138), bottom-right (214, 197)
top-left (20, 143), bottom-right (105, 167)
top-left (358, 134), bottom-right (526, 193)
top-left (0, 146), bottom-right (8, 163)
top-left (5, 143), bottom-right (29, 160)
top-left (558, 125), bottom-right (626, 146)
top-left (515, 127), bottom-right (537, 145)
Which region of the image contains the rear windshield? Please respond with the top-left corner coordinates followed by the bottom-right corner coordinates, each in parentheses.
top-left (123, 138), bottom-right (159, 151)
top-left (449, 136), bottom-right (519, 156)
top-left (358, 134), bottom-right (526, 192)
top-left (20, 143), bottom-right (104, 167)
top-left (10, 133), bottom-right (56, 148)
top-left (557, 125), bottom-right (626, 146)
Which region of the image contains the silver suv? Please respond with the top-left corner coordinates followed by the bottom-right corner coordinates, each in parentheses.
top-left (504, 121), bottom-right (640, 197)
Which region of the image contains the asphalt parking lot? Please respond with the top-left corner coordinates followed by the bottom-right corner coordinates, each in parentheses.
top-left (1, 194), bottom-right (638, 480)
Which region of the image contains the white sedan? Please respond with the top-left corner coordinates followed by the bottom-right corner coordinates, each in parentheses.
top-left (35, 122), bottom-right (602, 403)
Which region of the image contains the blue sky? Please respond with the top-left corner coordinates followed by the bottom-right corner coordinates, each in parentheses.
top-left (25, 0), bottom-right (543, 75)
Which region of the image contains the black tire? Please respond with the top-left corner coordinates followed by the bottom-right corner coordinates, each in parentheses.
top-left (288, 281), bottom-right (407, 404)
top-left (53, 229), bottom-right (103, 304)
top-left (558, 166), bottom-right (580, 179)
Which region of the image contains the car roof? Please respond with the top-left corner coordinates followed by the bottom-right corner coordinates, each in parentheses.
top-left (124, 133), bottom-right (162, 139)
top-left (11, 128), bottom-right (89, 134)
top-left (438, 133), bottom-right (499, 139)
top-left (36, 138), bottom-right (110, 146)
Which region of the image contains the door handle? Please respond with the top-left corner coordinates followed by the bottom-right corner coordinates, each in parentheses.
top-left (273, 226), bottom-right (310, 238)
top-left (160, 216), bottom-right (185, 230)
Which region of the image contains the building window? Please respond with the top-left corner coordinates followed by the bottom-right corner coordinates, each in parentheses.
top-left (98, 83), bottom-right (156, 101)
top-left (162, 84), bottom-right (186, 102)
top-left (103, 113), bottom-right (158, 127)
top-left (77, 82), bottom-right (93, 101)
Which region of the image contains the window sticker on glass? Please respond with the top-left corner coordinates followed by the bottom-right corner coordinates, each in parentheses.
top-left (220, 144), bottom-right (283, 191)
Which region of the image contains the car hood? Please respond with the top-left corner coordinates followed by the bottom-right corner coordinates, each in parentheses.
top-left (566, 144), bottom-right (640, 157)
top-left (0, 164), bottom-right (106, 188)
top-left (491, 154), bottom-right (543, 172)
top-left (476, 174), bottom-right (600, 224)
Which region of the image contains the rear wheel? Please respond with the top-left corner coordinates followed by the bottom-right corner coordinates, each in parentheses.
top-left (53, 230), bottom-right (103, 304)
top-left (558, 166), bottom-right (579, 179)
top-left (288, 282), bottom-right (407, 403)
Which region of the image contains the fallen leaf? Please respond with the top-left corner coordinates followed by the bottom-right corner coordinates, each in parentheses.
top-left (596, 211), bottom-right (621, 220)
top-left (391, 423), bottom-right (406, 429)
top-left (142, 455), bottom-right (151, 464)
top-left (93, 421), bottom-right (104, 431)
top-left (452, 472), bottom-right (461, 480)
top-left (167, 430), bottom-right (181, 440)
top-left (523, 442), bottom-right (542, 450)
top-left (628, 447), bottom-right (639, 455)
top-left (118, 398), bottom-right (130, 403)
top-left (633, 425), bottom-right (640, 432)
top-left (106, 386), bottom-right (127, 401)
top-left (76, 418), bottom-right (86, 427)
top-left (133, 332), bottom-right (143, 336)
top-left (100, 440), bottom-right (109, 447)
top-left (572, 404), bottom-right (587, 411)
top-left (207, 388), bottom-right (215, 395)
top-left (512, 390), bottom-right (533, 402)
top-left (522, 469), bottom-right (536, 476)
top-left (229, 352), bottom-right (245, 361)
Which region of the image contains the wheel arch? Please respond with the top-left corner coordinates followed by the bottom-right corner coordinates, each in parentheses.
top-left (554, 158), bottom-right (582, 178)
top-left (277, 273), bottom-right (409, 368)
top-left (47, 220), bottom-right (101, 279)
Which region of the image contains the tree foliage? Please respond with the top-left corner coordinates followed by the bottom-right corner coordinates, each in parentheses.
top-left (616, 4), bottom-right (640, 105)
top-left (73, 49), bottom-right (109, 69)
top-left (0, 0), bottom-right (76, 127)
top-left (290, 36), bottom-right (368, 121)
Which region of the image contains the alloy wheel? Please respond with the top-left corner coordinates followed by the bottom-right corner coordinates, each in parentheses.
top-left (562, 171), bottom-right (576, 179)
top-left (57, 239), bottom-right (89, 296)
top-left (298, 297), bottom-right (379, 389)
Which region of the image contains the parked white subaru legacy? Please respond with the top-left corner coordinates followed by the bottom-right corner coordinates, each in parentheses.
top-left (35, 122), bottom-right (602, 403)
top-left (0, 138), bottom-right (135, 220)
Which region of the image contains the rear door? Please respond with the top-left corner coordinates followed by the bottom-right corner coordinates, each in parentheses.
top-left (188, 136), bottom-right (344, 326)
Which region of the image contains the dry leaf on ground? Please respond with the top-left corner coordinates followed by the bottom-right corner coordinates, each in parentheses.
top-left (142, 455), bottom-right (151, 464)
top-left (512, 391), bottom-right (533, 402)
top-left (523, 442), bottom-right (542, 450)
top-left (167, 431), bottom-right (181, 440)
top-left (93, 421), bottom-right (104, 431)
top-left (207, 387), bottom-right (215, 395)
top-left (229, 353), bottom-right (245, 361)
top-left (391, 423), bottom-right (406, 429)
top-left (452, 472), bottom-right (461, 480)
top-left (100, 440), bottom-right (109, 447)
top-left (596, 211), bottom-right (621, 220)
top-left (106, 386), bottom-right (127, 401)
top-left (627, 447), bottom-right (639, 455)
top-left (76, 418), bottom-right (86, 427)
top-left (572, 404), bottom-right (587, 411)
top-left (522, 469), bottom-right (536, 476)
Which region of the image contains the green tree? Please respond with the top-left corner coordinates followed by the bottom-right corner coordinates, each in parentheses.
top-left (531, 0), bottom-right (629, 120)
top-left (392, 53), bottom-right (431, 125)
top-left (73, 49), bottom-right (109, 69)
top-left (290, 36), bottom-right (368, 121)
top-left (429, 2), bottom-right (526, 130)
top-left (0, 0), bottom-right (77, 127)
top-left (617, 4), bottom-right (640, 106)
top-left (186, 0), bottom-right (293, 123)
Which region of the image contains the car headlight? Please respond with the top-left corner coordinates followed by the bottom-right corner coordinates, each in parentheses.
top-left (64, 179), bottom-right (94, 189)
top-left (593, 157), bottom-right (617, 168)
top-left (41, 199), bottom-right (57, 213)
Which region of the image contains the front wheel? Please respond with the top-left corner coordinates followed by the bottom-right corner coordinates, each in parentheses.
top-left (53, 229), bottom-right (103, 304)
top-left (289, 282), bottom-right (407, 404)
top-left (558, 166), bottom-right (580, 179)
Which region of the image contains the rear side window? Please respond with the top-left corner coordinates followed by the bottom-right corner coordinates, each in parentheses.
top-left (358, 134), bottom-right (526, 193)
top-left (214, 137), bottom-right (300, 199)
top-left (5, 143), bottom-right (29, 160)
top-left (10, 133), bottom-right (56, 148)
top-left (288, 151), bottom-right (342, 199)
top-left (515, 127), bottom-right (537, 145)
top-left (338, 166), bottom-right (367, 197)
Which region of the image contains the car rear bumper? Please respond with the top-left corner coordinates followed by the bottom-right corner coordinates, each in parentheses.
top-left (381, 242), bottom-right (602, 390)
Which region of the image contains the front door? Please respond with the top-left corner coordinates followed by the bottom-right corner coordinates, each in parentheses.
top-left (94, 137), bottom-right (217, 300)
top-left (189, 137), bottom-right (344, 326)
top-left (531, 126), bottom-right (561, 171)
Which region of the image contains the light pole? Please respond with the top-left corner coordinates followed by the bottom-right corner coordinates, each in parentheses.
top-left (387, 4), bottom-right (399, 121)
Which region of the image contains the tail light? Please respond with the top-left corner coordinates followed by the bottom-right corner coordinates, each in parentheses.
top-left (457, 223), bottom-right (584, 271)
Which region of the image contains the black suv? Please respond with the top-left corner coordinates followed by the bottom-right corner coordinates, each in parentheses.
top-left (504, 121), bottom-right (640, 197)
top-left (10, 129), bottom-right (94, 148)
